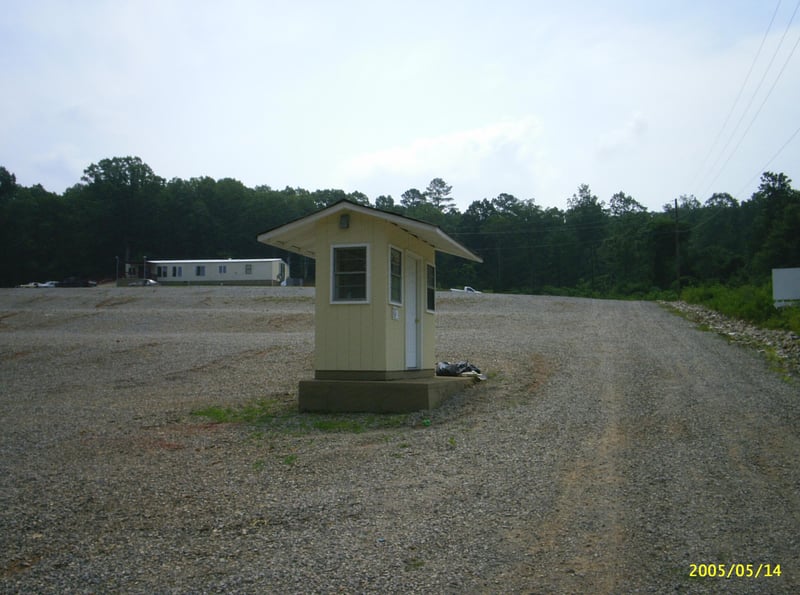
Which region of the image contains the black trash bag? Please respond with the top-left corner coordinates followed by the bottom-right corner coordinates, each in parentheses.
top-left (436, 360), bottom-right (483, 377)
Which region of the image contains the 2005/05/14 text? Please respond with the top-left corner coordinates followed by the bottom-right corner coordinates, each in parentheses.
top-left (689, 563), bottom-right (781, 579)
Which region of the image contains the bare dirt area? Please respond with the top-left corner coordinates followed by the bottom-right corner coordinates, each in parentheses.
top-left (1, 286), bottom-right (798, 593)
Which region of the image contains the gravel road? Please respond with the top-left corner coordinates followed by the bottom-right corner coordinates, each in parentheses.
top-left (1, 287), bottom-right (797, 594)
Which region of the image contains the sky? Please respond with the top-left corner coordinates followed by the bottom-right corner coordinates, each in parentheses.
top-left (2, 0), bottom-right (800, 213)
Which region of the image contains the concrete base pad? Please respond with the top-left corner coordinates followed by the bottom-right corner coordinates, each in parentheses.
top-left (298, 376), bottom-right (476, 413)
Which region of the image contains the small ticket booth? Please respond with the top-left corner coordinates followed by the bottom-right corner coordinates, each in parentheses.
top-left (257, 200), bottom-right (483, 412)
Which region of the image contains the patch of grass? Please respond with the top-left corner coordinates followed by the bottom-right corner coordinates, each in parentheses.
top-left (312, 418), bottom-right (366, 433)
top-left (682, 283), bottom-right (800, 333)
top-left (192, 400), bottom-right (410, 435)
top-left (192, 397), bottom-right (286, 424)
top-left (282, 454), bottom-right (297, 466)
top-left (763, 346), bottom-right (795, 382)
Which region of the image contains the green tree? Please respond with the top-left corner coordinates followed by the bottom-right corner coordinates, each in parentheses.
top-left (80, 156), bottom-right (165, 268)
top-left (608, 191), bottom-right (645, 216)
top-left (400, 188), bottom-right (426, 208)
top-left (688, 193), bottom-right (745, 283)
top-left (0, 166), bottom-right (16, 202)
top-left (602, 192), bottom-right (652, 292)
top-left (746, 172), bottom-right (800, 278)
top-left (424, 178), bottom-right (455, 212)
top-left (375, 195), bottom-right (396, 210)
top-left (566, 184), bottom-right (607, 292)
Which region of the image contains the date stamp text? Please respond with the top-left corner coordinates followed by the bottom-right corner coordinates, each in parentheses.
top-left (689, 563), bottom-right (782, 579)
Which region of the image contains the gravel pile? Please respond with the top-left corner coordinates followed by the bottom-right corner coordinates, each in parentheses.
top-left (1, 287), bottom-right (798, 593)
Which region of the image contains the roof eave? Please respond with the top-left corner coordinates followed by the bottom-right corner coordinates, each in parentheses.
top-left (257, 200), bottom-right (483, 263)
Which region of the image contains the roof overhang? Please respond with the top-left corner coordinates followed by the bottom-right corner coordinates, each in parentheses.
top-left (257, 200), bottom-right (483, 263)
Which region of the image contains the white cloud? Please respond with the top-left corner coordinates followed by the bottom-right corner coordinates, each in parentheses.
top-left (2, 0), bottom-right (798, 212)
top-left (342, 116), bottom-right (544, 182)
top-left (596, 112), bottom-right (649, 160)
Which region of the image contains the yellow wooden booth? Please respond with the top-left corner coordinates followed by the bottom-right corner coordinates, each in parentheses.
top-left (257, 200), bottom-right (483, 412)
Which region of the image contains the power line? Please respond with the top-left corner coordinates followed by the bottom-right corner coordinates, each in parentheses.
top-left (735, 121), bottom-right (800, 197)
top-left (699, 0), bottom-right (800, 198)
top-left (688, 0), bottom-right (782, 191)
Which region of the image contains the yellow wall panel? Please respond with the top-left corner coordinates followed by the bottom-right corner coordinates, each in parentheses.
top-left (311, 210), bottom-right (436, 373)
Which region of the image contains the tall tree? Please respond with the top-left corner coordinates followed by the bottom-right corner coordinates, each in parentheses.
top-left (602, 192), bottom-right (652, 291)
top-left (425, 177), bottom-right (455, 211)
top-left (80, 156), bottom-right (165, 266)
top-left (566, 184), bottom-right (607, 291)
top-left (608, 191), bottom-right (645, 216)
top-left (375, 195), bottom-right (396, 210)
top-left (400, 188), bottom-right (426, 208)
top-left (747, 171), bottom-right (800, 277)
top-left (0, 166), bottom-right (17, 202)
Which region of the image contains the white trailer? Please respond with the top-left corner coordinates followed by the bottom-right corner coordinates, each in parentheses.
top-left (147, 258), bottom-right (288, 286)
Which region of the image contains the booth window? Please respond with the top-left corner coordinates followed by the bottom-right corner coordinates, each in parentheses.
top-left (332, 245), bottom-right (368, 302)
top-left (389, 247), bottom-right (402, 304)
top-left (426, 264), bottom-right (436, 311)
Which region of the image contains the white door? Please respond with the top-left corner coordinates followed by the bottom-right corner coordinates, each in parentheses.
top-left (405, 255), bottom-right (420, 369)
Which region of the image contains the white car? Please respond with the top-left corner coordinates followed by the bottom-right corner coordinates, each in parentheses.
top-left (128, 278), bottom-right (159, 287)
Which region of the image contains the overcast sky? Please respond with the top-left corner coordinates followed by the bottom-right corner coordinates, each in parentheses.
top-left (2, 0), bottom-right (799, 212)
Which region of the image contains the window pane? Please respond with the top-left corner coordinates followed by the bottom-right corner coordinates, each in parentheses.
top-left (336, 248), bottom-right (366, 272)
top-left (426, 264), bottom-right (435, 311)
top-left (333, 246), bottom-right (367, 301)
top-left (390, 248), bottom-right (402, 303)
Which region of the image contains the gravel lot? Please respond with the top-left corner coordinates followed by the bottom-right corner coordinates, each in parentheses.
top-left (1, 286), bottom-right (798, 594)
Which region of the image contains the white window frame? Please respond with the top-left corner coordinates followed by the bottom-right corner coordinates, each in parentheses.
top-left (218, 265), bottom-right (227, 274)
top-left (330, 243), bottom-right (370, 304)
top-left (389, 245), bottom-right (403, 306)
top-left (426, 263), bottom-right (436, 313)
top-left (196, 265), bottom-right (206, 277)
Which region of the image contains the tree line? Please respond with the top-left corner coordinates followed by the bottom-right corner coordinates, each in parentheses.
top-left (1, 156), bottom-right (798, 296)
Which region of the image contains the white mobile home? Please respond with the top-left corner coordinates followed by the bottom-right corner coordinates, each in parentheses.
top-left (147, 258), bottom-right (288, 286)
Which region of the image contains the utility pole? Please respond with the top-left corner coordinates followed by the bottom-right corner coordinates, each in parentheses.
top-left (674, 199), bottom-right (680, 298)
